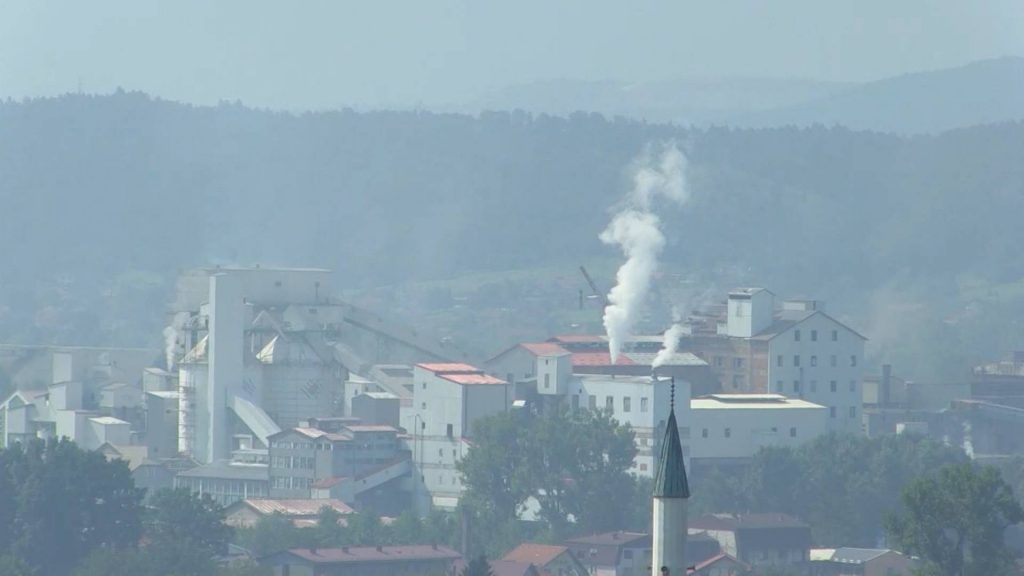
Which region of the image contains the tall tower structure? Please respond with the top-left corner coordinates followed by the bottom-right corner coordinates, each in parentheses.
top-left (652, 380), bottom-right (690, 576)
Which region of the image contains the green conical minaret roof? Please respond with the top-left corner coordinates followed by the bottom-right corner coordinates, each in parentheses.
top-left (653, 390), bottom-right (690, 498)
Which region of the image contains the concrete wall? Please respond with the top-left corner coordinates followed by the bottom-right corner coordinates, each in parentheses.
top-left (689, 402), bottom-right (828, 460)
top-left (767, 313), bottom-right (865, 434)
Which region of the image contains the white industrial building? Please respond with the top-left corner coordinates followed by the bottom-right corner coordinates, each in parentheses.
top-left (688, 394), bottom-right (828, 463)
top-left (0, 381), bottom-right (132, 450)
top-left (170, 267), bottom-right (349, 464)
top-left (403, 363), bottom-right (509, 510)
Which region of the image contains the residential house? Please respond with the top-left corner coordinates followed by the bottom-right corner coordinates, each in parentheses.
top-left (502, 543), bottom-right (589, 576)
top-left (259, 545), bottom-right (461, 576)
top-left (563, 532), bottom-right (652, 576)
top-left (691, 553), bottom-right (750, 576)
top-left (809, 548), bottom-right (916, 576)
top-left (690, 514), bottom-right (811, 570)
top-left (224, 498), bottom-right (353, 528)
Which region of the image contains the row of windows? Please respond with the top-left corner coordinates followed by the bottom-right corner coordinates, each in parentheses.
top-left (794, 329), bottom-right (839, 342)
top-left (700, 426), bottom-right (799, 439)
top-left (273, 455), bottom-right (316, 470)
top-left (777, 380), bottom-right (858, 394)
top-left (829, 406), bottom-right (858, 418)
top-left (778, 354), bottom-right (857, 368)
top-left (271, 476), bottom-right (312, 490)
top-left (571, 394), bottom-right (650, 414)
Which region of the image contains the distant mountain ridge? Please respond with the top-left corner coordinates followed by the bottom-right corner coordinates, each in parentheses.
top-left (463, 57), bottom-right (1024, 134)
top-left (734, 56), bottom-right (1024, 134)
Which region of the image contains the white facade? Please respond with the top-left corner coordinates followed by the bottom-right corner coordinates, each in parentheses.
top-left (172, 267), bottom-right (346, 464)
top-left (568, 375), bottom-right (688, 477)
top-left (689, 394), bottom-right (828, 460)
top-left (405, 363), bottom-right (508, 510)
top-left (725, 288), bottom-right (775, 338)
top-left (765, 310), bottom-right (865, 434)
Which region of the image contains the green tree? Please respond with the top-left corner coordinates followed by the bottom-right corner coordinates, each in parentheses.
top-left (235, 512), bottom-right (314, 557)
top-left (147, 488), bottom-right (233, 557)
top-left (459, 405), bottom-right (638, 544)
top-left (312, 506), bottom-right (345, 546)
top-left (886, 463), bottom-right (1024, 576)
top-left (1, 439), bottom-right (143, 576)
top-left (460, 554), bottom-right (495, 576)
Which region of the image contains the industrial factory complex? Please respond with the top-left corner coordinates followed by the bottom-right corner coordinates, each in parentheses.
top-left (0, 266), bottom-right (877, 517)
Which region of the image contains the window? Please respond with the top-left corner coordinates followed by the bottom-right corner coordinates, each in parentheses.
top-left (438, 448), bottom-right (444, 457)
top-left (830, 355), bottom-right (837, 367)
top-left (849, 380), bottom-right (857, 392)
top-left (422, 382), bottom-right (426, 389)
top-left (733, 357), bottom-right (744, 369)
top-left (572, 394), bottom-right (580, 411)
top-left (832, 330), bottom-right (838, 341)
top-left (830, 406), bottom-right (837, 418)
top-left (793, 380), bottom-right (801, 393)
top-left (849, 406), bottom-right (857, 418)
top-left (606, 396), bottom-right (614, 412)
top-left (701, 428), bottom-right (709, 439)
top-left (811, 330), bottom-right (818, 342)
top-left (724, 428), bottom-right (731, 438)
top-left (446, 424), bottom-right (453, 438)
top-left (793, 355), bottom-right (800, 367)
top-left (777, 355), bottom-right (783, 367)
top-left (589, 396), bottom-right (597, 411)
top-left (640, 397), bottom-right (649, 412)
top-left (639, 464), bottom-right (648, 472)
top-left (790, 427), bottom-right (797, 438)
top-left (544, 374), bottom-right (550, 389)
top-left (810, 355), bottom-right (817, 367)
top-left (794, 330), bottom-right (801, 341)
top-left (830, 380), bottom-right (837, 392)
top-left (715, 356), bottom-right (723, 367)
top-left (850, 355), bottom-right (858, 367)
top-left (421, 402), bottom-right (426, 410)
top-left (623, 397), bottom-right (631, 412)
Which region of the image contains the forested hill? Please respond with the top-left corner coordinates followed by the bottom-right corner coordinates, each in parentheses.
top-left (1, 92), bottom-right (1023, 379)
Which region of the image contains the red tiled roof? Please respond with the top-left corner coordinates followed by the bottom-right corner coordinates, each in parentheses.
top-left (571, 352), bottom-right (635, 366)
top-left (521, 343), bottom-right (571, 356)
top-left (490, 560), bottom-right (541, 576)
top-left (503, 543), bottom-right (569, 566)
top-left (692, 553), bottom-right (749, 573)
top-left (441, 373), bottom-right (507, 386)
top-left (416, 363), bottom-right (479, 374)
top-left (287, 545), bottom-right (461, 564)
top-left (566, 531), bottom-right (649, 547)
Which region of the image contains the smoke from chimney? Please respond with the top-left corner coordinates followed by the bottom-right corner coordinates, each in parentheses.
top-left (602, 143), bottom-right (690, 363)
top-left (163, 312), bottom-right (189, 373)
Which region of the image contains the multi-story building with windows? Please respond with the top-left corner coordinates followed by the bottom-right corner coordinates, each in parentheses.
top-left (681, 288), bottom-right (866, 434)
top-left (405, 363), bottom-right (509, 510)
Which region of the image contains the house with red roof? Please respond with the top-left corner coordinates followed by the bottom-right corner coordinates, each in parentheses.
top-left (502, 543), bottom-right (589, 576)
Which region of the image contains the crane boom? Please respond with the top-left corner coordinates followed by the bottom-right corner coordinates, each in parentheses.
top-left (579, 266), bottom-right (609, 306)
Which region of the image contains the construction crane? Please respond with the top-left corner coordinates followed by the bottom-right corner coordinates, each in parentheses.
top-left (579, 265), bottom-right (609, 307)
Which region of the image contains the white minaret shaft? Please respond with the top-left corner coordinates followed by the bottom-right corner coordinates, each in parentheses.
top-left (652, 380), bottom-right (690, 576)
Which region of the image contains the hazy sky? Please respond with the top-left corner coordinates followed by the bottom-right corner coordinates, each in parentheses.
top-left (1, 0), bottom-right (1021, 110)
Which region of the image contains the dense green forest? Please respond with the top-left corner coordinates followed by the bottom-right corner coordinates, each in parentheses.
top-left (1, 92), bottom-right (1022, 381)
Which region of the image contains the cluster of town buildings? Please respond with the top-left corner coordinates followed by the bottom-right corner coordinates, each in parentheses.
top-left (3, 266), bottom-right (1005, 575)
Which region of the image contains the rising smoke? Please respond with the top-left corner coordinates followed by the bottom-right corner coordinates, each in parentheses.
top-left (163, 312), bottom-right (189, 372)
top-left (602, 143), bottom-right (689, 363)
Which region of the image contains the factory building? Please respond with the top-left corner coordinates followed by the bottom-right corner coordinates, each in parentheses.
top-left (404, 363), bottom-right (510, 510)
top-left (168, 267), bottom-right (348, 464)
top-left (678, 288), bottom-right (866, 434)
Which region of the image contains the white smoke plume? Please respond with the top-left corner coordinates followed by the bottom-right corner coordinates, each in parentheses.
top-left (652, 322), bottom-right (685, 369)
top-left (163, 312), bottom-right (189, 372)
top-left (602, 143), bottom-right (690, 363)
